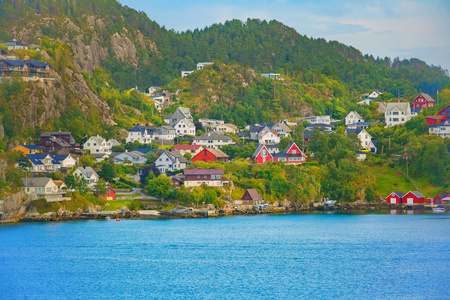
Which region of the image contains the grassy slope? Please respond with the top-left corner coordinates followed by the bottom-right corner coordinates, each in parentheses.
top-left (372, 164), bottom-right (445, 198)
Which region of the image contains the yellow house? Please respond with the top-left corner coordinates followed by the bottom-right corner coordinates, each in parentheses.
top-left (12, 145), bottom-right (44, 155)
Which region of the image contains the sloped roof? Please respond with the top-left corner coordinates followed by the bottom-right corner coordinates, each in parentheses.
top-left (176, 107), bottom-right (191, 118)
top-left (1, 59), bottom-right (27, 66)
top-left (75, 166), bottom-right (98, 179)
top-left (272, 122), bottom-right (291, 133)
top-left (241, 189), bottom-right (262, 201)
top-left (20, 144), bottom-right (43, 150)
top-left (27, 60), bottom-right (50, 68)
top-left (86, 135), bottom-right (106, 144)
top-left (22, 177), bottom-right (53, 187)
top-left (207, 148), bottom-right (229, 158)
top-left (389, 191), bottom-right (404, 198)
top-left (386, 102), bottom-right (410, 113)
top-left (41, 131), bottom-right (73, 137)
top-left (416, 93), bottom-right (435, 103)
top-left (3, 41), bottom-right (28, 47)
top-left (405, 191), bottom-right (425, 198)
top-left (184, 169), bottom-right (224, 176)
top-left (345, 128), bottom-right (364, 135)
top-left (252, 144), bottom-right (267, 158)
top-left (48, 137), bottom-right (71, 147)
top-left (347, 111), bottom-right (363, 120)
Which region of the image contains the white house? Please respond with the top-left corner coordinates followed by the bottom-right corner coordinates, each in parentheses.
top-left (155, 150), bottom-right (189, 173)
top-left (169, 107), bottom-right (193, 127)
top-left (368, 91), bottom-right (383, 100)
top-left (125, 125), bottom-right (157, 144)
top-left (157, 126), bottom-right (176, 140)
top-left (148, 86), bottom-right (161, 95)
top-left (110, 151), bottom-right (147, 165)
top-left (345, 128), bottom-right (373, 149)
top-left (181, 70), bottom-right (193, 78)
top-left (53, 154), bottom-right (77, 168)
top-left (258, 131), bottom-right (280, 145)
top-left (197, 62), bottom-right (213, 70)
top-left (357, 98), bottom-right (374, 105)
top-left (271, 122), bottom-right (291, 138)
top-left (84, 135), bottom-right (114, 154)
top-left (174, 119), bottom-right (196, 137)
top-left (199, 118), bottom-right (224, 128)
top-left (385, 102), bottom-right (412, 127)
top-left (303, 115), bottom-right (331, 125)
top-left (345, 111), bottom-right (364, 126)
top-left (193, 131), bottom-right (235, 149)
top-left (429, 120), bottom-right (450, 138)
top-left (25, 154), bottom-right (77, 173)
top-left (73, 166), bottom-right (99, 188)
top-left (211, 123), bottom-right (239, 134)
top-left (22, 177), bottom-right (70, 202)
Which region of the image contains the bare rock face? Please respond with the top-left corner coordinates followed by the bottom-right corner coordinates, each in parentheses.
top-left (0, 124), bottom-right (4, 141)
top-left (110, 32), bottom-right (138, 65)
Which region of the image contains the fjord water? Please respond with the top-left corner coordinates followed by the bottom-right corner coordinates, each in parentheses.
top-left (1, 214), bottom-right (449, 299)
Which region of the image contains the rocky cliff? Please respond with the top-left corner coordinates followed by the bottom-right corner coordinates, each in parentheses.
top-left (0, 191), bottom-right (28, 223)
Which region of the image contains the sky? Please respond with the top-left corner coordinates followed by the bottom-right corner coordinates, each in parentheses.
top-left (119, 0), bottom-right (450, 73)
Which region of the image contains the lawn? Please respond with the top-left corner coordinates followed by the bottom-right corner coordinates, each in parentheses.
top-left (102, 199), bottom-right (134, 211)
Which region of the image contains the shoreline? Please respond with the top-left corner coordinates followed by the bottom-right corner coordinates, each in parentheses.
top-left (1, 203), bottom-right (437, 224)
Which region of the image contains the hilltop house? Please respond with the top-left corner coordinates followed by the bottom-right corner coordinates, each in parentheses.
top-left (0, 59), bottom-right (51, 78)
top-left (368, 91), bottom-right (382, 100)
top-left (357, 98), bottom-right (374, 105)
top-left (172, 145), bottom-right (204, 156)
top-left (271, 122), bottom-right (291, 138)
top-left (169, 107), bottom-right (193, 127)
top-left (125, 125), bottom-right (156, 144)
top-left (426, 115), bottom-right (447, 125)
top-left (345, 111), bottom-right (364, 126)
top-left (345, 128), bottom-right (376, 152)
top-left (192, 148), bottom-right (230, 163)
top-left (25, 153), bottom-right (77, 173)
top-left (22, 177), bottom-right (70, 202)
top-left (193, 131), bottom-right (235, 149)
top-left (385, 102), bottom-right (412, 127)
top-left (183, 168), bottom-right (224, 187)
top-left (12, 144), bottom-right (44, 155)
top-left (411, 93), bottom-right (435, 109)
top-left (174, 118), bottom-right (196, 136)
top-left (2, 41), bottom-right (29, 50)
top-left (83, 135), bottom-right (119, 155)
top-left (252, 142), bottom-right (306, 164)
top-left (258, 131), bottom-right (280, 145)
top-left (73, 166), bottom-right (99, 188)
top-left (429, 120), bottom-right (450, 138)
top-left (155, 150), bottom-right (189, 173)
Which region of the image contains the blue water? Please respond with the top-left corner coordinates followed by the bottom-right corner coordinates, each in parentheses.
top-left (0, 213), bottom-right (449, 299)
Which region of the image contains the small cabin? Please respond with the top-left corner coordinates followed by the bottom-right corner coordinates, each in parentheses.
top-left (241, 189), bottom-right (264, 206)
top-left (386, 191), bottom-right (404, 204)
top-left (94, 186), bottom-right (116, 200)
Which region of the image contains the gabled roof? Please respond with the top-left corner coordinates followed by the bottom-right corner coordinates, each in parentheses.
top-left (26, 153), bottom-right (60, 165)
top-left (272, 122), bottom-right (291, 133)
top-left (437, 104), bottom-right (450, 116)
top-left (345, 128), bottom-right (364, 135)
top-left (436, 193), bottom-right (450, 199)
top-left (260, 130), bottom-right (278, 138)
top-left (1, 59), bottom-right (28, 66)
top-left (386, 102), bottom-right (410, 113)
top-left (3, 41), bottom-right (28, 47)
top-left (41, 131), bottom-right (73, 137)
top-left (429, 120), bottom-right (450, 128)
top-left (389, 191), bottom-right (404, 198)
top-left (174, 107), bottom-right (192, 119)
top-left (53, 154), bottom-right (73, 162)
top-left (241, 189), bottom-right (262, 200)
top-left (22, 177), bottom-right (53, 187)
top-left (405, 191), bottom-right (425, 198)
top-left (159, 149), bottom-right (188, 163)
top-left (128, 125), bottom-right (146, 133)
top-left (48, 137), bottom-right (71, 147)
top-left (27, 60), bottom-right (50, 68)
top-left (206, 148), bottom-right (229, 158)
top-left (132, 148), bottom-right (159, 154)
top-left (416, 93), bottom-right (435, 103)
top-left (252, 144), bottom-right (269, 158)
top-left (75, 166), bottom-right (98, 179)
top-left (184, 168), bottom-right (224, 176)
top-left (85, 135), bottom-right (106, 144)
top-left (347, 111), bottom-right (363, 120)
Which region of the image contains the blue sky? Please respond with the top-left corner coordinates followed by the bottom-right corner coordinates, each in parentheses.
top-left (119, 0), bottom-right (450, 73)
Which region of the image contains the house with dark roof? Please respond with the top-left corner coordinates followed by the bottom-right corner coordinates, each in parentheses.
top-left (193, 131), bottom-right (235, 149)
top-left (431, 193), bottom-right (450, 205)
top-left (183, 168), bottom-right (224, 187)
top-left (25, 153), bottom-right (76, 173)
top-left (110, 151), bottom-right (147, 165)
top-left (73, 166), bottom-right (99, 188)
top-left (429, 120), bottom-right (450, 138)
top-left (345, 128), bottom-right (375, 152)
top-left (252, 142), bottom-right (306, 164)
top-left (403, 191), bottom-right (426, 204)
top-left (0, 59), bottom-right (29, 76)
top-left (155, 149), bottom-right (189, 173)
top-left (169, 107), bottom-right (193, 127)
top-left (437, 104), bottom-right (450, 119)
top-left (386, 191), bottom-right (404, 204)
top-left (2, 41), bottom-right (29, 50)
top-left (39, 132), bottom-right (76, 153)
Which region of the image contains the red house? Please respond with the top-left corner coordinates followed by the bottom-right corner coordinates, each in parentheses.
top-left (192, 148), bottom-right (230, 163)
top-left (386, 191), bottom-right (404, 204)
top-left (252, 145), bottom-right (273, 163)
top-left (426, 115), bottom-right (447, 125)
top-left (241, 189), bottom-right (264, 205)
top-left (432, 193), bottom-right (450, 204)
top-left (94, 186), bottom-right (116, 200)
top-left (437, 104), bottom-right (450, 120)
top-left (410, 93), bottom-right (435, 109)
top-left (273, 142), bottom-right (306, 164)
top-left (402, 191), bottom-right (426, 204)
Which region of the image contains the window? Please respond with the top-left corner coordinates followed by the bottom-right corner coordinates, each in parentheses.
top-left (393, 112), bottom-right (399, 115)
top-left (204, 150), bottom-right (207, 156)
top-left (211, 175), bottom-right (216, 179)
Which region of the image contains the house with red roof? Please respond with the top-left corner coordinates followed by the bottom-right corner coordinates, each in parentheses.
top-left (410, 93), bottom-right (435, 109)
top-left (172, 144), bottom-right (203, 156)
top-left (240, 189), bottom-right (264, 205)
top-left (402, 191), bottom-right (426, 204)
top-left (192, 148), bottom-right (229, 163)
top-left (426, 115), bottom-right (447, 125)
top-left (386, 191), bottom-right (404, 204)
top-left (437, 104), bottom-right (450, 120)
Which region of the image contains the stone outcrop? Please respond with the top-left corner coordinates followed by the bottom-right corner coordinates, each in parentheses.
top-left (0, 191), bottom-right (28, 223)
top-left (0, 159), bottom-right (7, 180)
top-left (0, 124), bottom-right (4, 140)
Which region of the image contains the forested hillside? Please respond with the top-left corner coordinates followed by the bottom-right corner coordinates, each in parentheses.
top-left (1, 0), bottom-right (448, 96)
